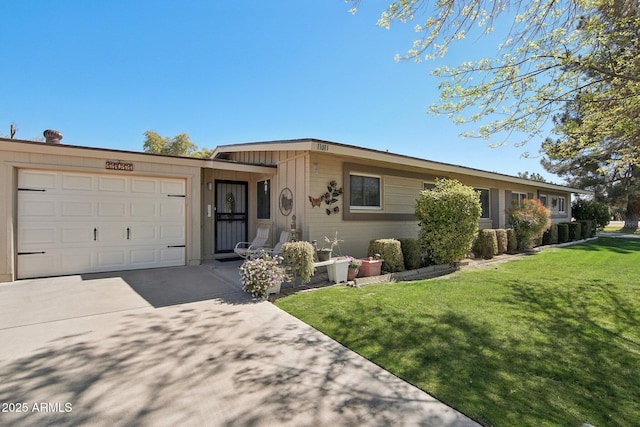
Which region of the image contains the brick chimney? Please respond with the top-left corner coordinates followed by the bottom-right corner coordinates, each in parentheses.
top-left (43, 129), bottom-right (63, 144)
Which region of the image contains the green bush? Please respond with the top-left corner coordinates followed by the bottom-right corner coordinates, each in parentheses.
top-left (473, 229), bottom-right (499, 259)
top-left (281, 241), bottom-right (315, 284)
top-left (368, 239), bottom-right (404, 272)
top-left (572, 199), bottom-right (610, 229)
top-left (557, 223), bottom-right (570, 243)
top-left (415, 179), bottom-right (482, 265)
top-left (495, 229), bottom-right (508, 254)
top-left (578, 220), bottom-right (593, 239)
top-left (567, 222), bottom-right (582, 241)
top-left (506, 229), bottom-right (518, 253)
top-left (508, 199), bottom-right (552, 251)
top-left (397, 238), bottom-right (421, 270)
top-left (542, 224), bottom-right (559, 245)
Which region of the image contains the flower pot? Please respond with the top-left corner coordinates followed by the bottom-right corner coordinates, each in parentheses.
top-left (317, 249), bottom-right (332, 262)
top-left (327, 258), bottom-right (349, 283)
top-left (266, 281), bottom-right (281, 296)
top-left (357, 258), bottom-right (382, 277)
top-left (347, 267), bottom-right (359, 281)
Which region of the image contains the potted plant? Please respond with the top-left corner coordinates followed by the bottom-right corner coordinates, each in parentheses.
top-left (239, 252), bottom-right (288, 299)
top-left (357, 254), bottom-right (383, 277)
top-left (315, 232), bottom-right (343, 261)
top-left (281, 241), bottom-right (315, 285)
top-left (346, 256), bottom-right (362, 280)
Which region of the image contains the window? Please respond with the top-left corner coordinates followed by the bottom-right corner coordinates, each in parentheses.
top-left (350, 174), bottom-right (381, 208)
top-left (512, 192), bottom-right (527, 207)
top-left (539, 194), bottom-right (548, 207)
top-left (558, 196), bottom-right (566, 213)
top-left (423, 182), bottom-right (435, 191)
top-left (476, 188), bottom-right (490, 219)
top-left (257, 180), bottom-right (270, 219)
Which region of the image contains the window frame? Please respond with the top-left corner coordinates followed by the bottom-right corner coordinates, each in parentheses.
top-left (256, 179), bottom-right (271, 219)
top-left (475, 187), bottom-right (490, 219)
top-left (558, 196), bottom-right (566, 213)
top-left (349, 173), bottom-right (382, 210)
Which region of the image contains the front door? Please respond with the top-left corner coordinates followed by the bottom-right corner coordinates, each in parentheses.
top-left (214, 180), bottom-right (248, 253)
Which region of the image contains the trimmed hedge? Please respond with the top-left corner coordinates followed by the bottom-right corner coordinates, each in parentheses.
top-left (557, 223), bottom-right (570, 243)
top-left (578, 220), bottom-right (595, 238)
top-left (495, 229), bottom-right (508, 254)
top-left (397, 238), bottom-right (421, 270)
top-left (473, 229), bottom-right (499, 259)
top-left (506, 228), bottom-right (518, 253)
top-left (567, 222), bottom-right (582, 241)
top-left (368, 239), bottom-right (405, 272)
top-left (542, 224), bottom-right (558, 245)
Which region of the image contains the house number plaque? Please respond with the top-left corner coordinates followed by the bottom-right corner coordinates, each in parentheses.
top-left (106, 161), bottom-right (134, 171)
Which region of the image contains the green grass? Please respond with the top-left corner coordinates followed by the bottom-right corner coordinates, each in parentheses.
top-left (276, 237), bottom-right (640, 426)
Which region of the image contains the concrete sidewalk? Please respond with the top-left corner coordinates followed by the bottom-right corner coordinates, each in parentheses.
top-left (0, 263), bottom-right (479, 426)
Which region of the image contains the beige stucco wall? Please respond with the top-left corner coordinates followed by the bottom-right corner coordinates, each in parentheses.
top-left (0, 139), bottom-right (204, 282)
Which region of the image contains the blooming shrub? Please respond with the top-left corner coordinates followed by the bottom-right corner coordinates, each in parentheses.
top-left (508, 199), bottom-right (551, 250)
top-left (239, 252), bottom-right (288, 299)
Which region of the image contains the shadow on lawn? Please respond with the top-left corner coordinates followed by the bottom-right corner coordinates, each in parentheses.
top-left (320, 277), bottom-right (640, 427)
top-left (563, 236), bottom-right (640, 253)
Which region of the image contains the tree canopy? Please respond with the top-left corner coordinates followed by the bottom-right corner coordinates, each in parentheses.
top-left (348, 0), bottom-right (639, 147)
top-left (142, 131), bottom-right (213, 158)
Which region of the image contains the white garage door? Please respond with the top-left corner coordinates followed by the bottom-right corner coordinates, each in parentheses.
top-left (17, 169), bottom-right (186, 279)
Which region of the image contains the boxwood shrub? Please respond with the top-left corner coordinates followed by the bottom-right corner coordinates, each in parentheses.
top-left (473, 229), bottom-right (499, 259)
top-left (368, 239), bottom-right (404, 272)
top-left (397, 238), bottom-right (421, 270)
top-left (495, 229), bottom-right (508, 254)
top-left (557, 223), bottom-right (570, 243)
top-left (542, 224), bottom-right (558, 246)
top-left (506, 228), bottom-right (518, 253)
top-left (567, 222), bottom-right (582, 241)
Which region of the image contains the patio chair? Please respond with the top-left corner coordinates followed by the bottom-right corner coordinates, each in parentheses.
top-left (234, 227), bottom-right (270, 258)
top-left (268, 230), bottom-right (290, 256)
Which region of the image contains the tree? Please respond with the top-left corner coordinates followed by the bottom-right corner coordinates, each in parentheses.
top-left (143, 131), bottom-right (197, 156)
top-left (415, 178), bottom-right (481, 264)
top-left (517, 171), bottom-right (547, 182)
top-left (348, 0), bottom-right (640, 147)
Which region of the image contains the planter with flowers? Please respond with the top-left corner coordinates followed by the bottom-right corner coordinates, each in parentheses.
top-left (346, 256), bottom-right (362, 280)
top-left (357, 255), bottom-right (383, 277)
top-left (239, 252), bottom-right (289, 299)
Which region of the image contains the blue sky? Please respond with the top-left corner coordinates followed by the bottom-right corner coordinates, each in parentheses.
top-left (2, 1), bottom-right (559, 181)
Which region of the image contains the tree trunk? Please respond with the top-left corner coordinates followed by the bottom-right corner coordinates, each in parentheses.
top-left (623, 195), bottom-right (640, 230)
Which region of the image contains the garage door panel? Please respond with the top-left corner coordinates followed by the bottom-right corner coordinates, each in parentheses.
top-left (21, 199), bottom-right (57, 217)
top-left (131, 202), bottom-right (157, 218)
top-left (161, 180), bottom-right (185, 195)
top-left (62, 200), bottom-right (94, 216)
top-left (18, 170), bottom-right (187, 279)
top-left (160, 247), bottom-right (185, 263)
top-left (62, 173), bottom-right (94, 191)
top-left (18, 253), bottom-right (58, 278)
top-left (131, 178), bottom-right (157, 194)
top-left (19, 170), bottom-right (58, 190)
top-left (61, 226), bottom-right (94, 243)
top-left (19, 227), bottom-right (57, 246)
top-left (98, 176), bottom-right (128, 192)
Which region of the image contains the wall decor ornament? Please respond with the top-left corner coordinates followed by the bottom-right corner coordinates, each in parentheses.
top-left (279, 187), bottom-right (293, 216)
top-left (308, 180), bottom-right (343, 215)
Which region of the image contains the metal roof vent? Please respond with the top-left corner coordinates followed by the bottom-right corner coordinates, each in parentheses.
top-left (43, 129), bottom-right (63, 144)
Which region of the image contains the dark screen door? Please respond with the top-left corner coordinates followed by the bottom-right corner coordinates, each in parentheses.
top-left (215, 180), bottom-right (248, 253)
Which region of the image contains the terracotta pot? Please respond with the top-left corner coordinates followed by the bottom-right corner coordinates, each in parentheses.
top-left (347, 267), bottom-right (358, 281)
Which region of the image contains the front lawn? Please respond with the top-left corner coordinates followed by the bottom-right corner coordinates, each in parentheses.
top-left (275, 237), bottom-right (640, 426)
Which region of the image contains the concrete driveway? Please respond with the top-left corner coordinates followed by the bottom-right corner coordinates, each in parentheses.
top-left (0, 262), bottom-right (478, 427)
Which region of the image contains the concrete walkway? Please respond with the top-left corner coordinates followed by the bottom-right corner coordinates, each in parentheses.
top-left (0, 262), bottom-right (479, 427)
